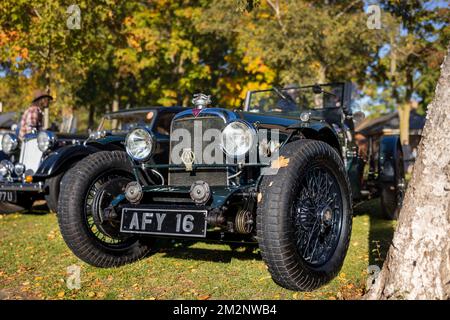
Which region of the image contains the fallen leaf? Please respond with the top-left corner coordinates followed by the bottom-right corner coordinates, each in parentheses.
top-left (271, 156), bottom-right (290, 169)
top-left (198, 294), bottom-right (210, 300)
top-left (57, 291), bottom-right (65, 298)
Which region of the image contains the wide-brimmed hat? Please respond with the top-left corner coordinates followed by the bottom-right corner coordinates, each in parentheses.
top-left (32, 90), bottom-right (53, 103)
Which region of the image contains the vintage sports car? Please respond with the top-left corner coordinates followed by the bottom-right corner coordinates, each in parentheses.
top-left (0, 106), bottom-right (183, 213)
top-left (57, 83), bottom-right (404, 291)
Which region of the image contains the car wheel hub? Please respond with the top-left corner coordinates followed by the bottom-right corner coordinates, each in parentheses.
top-left (92, 177), bottom-right (131, 239)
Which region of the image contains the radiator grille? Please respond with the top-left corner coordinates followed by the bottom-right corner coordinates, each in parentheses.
top-left (169, 116), bottom-right (227, 186)
top-left (19, 138), bottom-right (43, 175)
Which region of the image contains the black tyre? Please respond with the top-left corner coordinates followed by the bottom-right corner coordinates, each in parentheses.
top-left (380, 144), bottom-right (405, 220)
top-left (57, 151), bottom-right (152, 267)
top-left (45, 171), bottom-right (65, 213)
top-left (257, 140), bottom-right (352, 291)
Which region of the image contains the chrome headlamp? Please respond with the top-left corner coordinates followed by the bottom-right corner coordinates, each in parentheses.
top-left (0, 160), bottom-right (14, 177)
top-left (2, 133), bottom-right (18, 155)
top-left (0, 163), bottom-right (8, 177)
top-left (125, 128), bottom-right (154, 161)
top-left (37, 131), bottom-right (56, 152)
top-left (221, 120), bottom-right (256, 159)
top-left (14, 163), bottom-right (26, 176)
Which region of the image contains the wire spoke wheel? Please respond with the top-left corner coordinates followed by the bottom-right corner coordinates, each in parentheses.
top-left (84, 171), bottom-right (134, 247)
top-left (57, 151), bottom-right (152, 267)
top-left (293, 166), bottom-right (343, 267)
top-left (257, 140), bottom-right (352, 291)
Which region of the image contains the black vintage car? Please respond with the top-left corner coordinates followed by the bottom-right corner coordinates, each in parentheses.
top-left (57, 83), bottom-right (404, 291)
top-left (0, 106), bottom-right (184, 213)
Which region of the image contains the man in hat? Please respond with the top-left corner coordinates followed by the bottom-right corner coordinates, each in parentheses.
top-left (19, 90), bottom-right (53, 140)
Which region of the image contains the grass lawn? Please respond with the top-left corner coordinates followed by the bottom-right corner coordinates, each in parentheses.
top-left (0, 199), bottom-right (395, 300)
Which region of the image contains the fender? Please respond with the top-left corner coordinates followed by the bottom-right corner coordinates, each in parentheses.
top-left (378, 135), bottom-right (401, 183)
top-left (0, 151), bottom-right (9, 162)
top-left (34, 144), bottom-right (100, 178)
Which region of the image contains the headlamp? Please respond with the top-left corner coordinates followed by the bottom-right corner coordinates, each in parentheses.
top-left (125, 128), bottom-right (154, 161)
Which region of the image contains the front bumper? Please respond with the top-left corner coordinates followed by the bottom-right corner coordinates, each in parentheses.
top-left (114, 184), bottom-right (254, 209)
top-left (0, 181), bottom-right (44, 192)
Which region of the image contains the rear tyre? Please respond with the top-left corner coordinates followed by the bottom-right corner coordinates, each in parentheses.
top-left (57, 151), bottom-right (152, 267)
top-left (257, 140), bottom-right (352, 291)
top-left (45, 171), bottom-right (65, 213)
top-left (380, 144), bottom-right (405, 220)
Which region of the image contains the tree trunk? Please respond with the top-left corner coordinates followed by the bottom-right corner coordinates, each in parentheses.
top-left (88, 104), bottom-right (95, 130)
top-left (111, 81), bottom-right (120, 129)
top-left (398, 102), bottom-right (411, 145)
top-left (365, 46), bottom-right (450, 299)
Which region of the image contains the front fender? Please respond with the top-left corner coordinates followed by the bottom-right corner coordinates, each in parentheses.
top-left (0, 151), bottom-right (9, 161)
top-left (378, 135), bottom-right (401, 183)
top-left (34, 144), bottom-right (100, 178)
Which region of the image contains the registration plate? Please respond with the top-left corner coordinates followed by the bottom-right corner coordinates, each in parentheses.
top-left (120, 208), bottom-right (207, 238)
top-left (0, 191), bottom-right (16, 202)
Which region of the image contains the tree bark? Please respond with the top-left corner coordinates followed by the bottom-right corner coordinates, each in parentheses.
top-left (365, 45), bottom-right (450, 300)
top-left (88, 104), bottom-right (95, 130)
top-left (398, 102), bottom-right (411, 145)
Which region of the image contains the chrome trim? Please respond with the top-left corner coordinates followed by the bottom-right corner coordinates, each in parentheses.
top-left (172, 108), bottom-right (240, 124)
top-left (37, 131), bottom-right (56, 152)
top-left (192, 93), bottom-right (211, 109)
top-left (2, 133), bottom-right (18, 154)
top-left (243, 90), bottom-right (253, 111)
top-left (0, 181), bottom-right (44, 192)
top-left (220, 119), bottom-right (257, 160)
top-left (125, 127), bottom-right (155, 162)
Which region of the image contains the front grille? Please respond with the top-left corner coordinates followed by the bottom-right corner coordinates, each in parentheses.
top-left (19, 138), bottom-right (43, 175)
top-left (169, 116), bottom-right (227, 186)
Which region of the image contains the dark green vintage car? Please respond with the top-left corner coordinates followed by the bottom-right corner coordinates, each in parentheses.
top-left (57, 83), bottom-right (404, 291)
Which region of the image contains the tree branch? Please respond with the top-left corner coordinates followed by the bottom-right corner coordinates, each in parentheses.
top-left (266, 0), bottom-right (287, 35)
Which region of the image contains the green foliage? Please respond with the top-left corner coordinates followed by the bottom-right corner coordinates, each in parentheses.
top-left (366, 1), bottom-right (450, 113)
top-left (0, 0), bottom-right (448, 123)
top-left (204, 0), bottom-right (382, 86)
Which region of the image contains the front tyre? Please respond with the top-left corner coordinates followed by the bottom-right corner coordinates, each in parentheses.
top-left (257, 140), bottom-right (352, 291)
top-left (57, 151), bottom-right (152, 267)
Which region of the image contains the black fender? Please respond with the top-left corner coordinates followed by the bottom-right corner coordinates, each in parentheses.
top-left (299, 126), bottom-right (341, 156)
top-left (0, 151), bottom-right (9, 161)
top-left (34, 144), bottom-right (101, 178)
top-left (378, 135), bottom-right (402, 183)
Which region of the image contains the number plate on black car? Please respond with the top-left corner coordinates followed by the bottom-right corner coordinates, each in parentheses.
top-left (120, 208), bottom-right (207, 238)
top-left (0, 191), bottom-right (16, 202)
